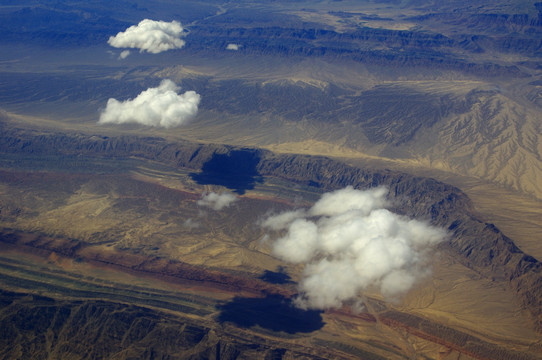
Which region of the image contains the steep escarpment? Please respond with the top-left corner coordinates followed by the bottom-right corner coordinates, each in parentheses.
top-left (0, 126), bottom-right (540, 330)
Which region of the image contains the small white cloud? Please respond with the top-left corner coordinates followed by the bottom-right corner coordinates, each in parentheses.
top-left (197, 192), bottom-right (237, 211)
top-left (119, 50), bottom-right (131, 59)
top-left (226, 43), bottom-right (240, 51)
top-left (108, 19), bottom-right (186, 54)
top-left (98, 79), bottom-right (200, 128)
top-left (262, 186), bottom-right (447, 310)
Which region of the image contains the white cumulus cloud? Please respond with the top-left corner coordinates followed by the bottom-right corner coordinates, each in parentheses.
top-left (108, 19), bottom-right (186, 54)
top-left (197, 192), bottom-right (237, 211)
top-left (98, 79), bottom-right (200, 128)
top-left (262, 186), bottom-right (447, 310)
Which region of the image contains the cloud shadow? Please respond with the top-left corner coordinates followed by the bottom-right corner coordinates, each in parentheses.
top-left (190, 150), bottom-right (263, 195)
top-left (259, 267), bottom-right (294, 285)
top-left (216, 294), bottom-right (324, 334)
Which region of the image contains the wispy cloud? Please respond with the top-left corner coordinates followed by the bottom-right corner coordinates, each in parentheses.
top-left (98, 79), bottom-right (200, 128)
top-left (197, 191), bottom-right (237, 211)
top-left (108, 19), bottom-right (187, 54)
top-left (183, 218), bottom-right (200, 229)
top-left (262, 186), bottom-right (447, 310)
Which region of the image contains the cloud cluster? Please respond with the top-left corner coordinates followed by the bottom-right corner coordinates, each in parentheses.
top-left (98, 79), bottom-right (200, 128)
top-left (197, 191), bottom-right (237, 211)
top-left (108, 19), bottom-right (186, 54)
top-left (262, 186), bottom-right (447, 310)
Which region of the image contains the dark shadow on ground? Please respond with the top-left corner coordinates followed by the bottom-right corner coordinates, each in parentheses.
top-left (216, 294), bottom-right (324, 334)
top-left (259, 267), bottom-right (294, 285)
top-left (190, 150), bottom-right (263, 195)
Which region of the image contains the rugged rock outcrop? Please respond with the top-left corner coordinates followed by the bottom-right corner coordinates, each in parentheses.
top-left (0, 289), bottom-right (330, 360)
